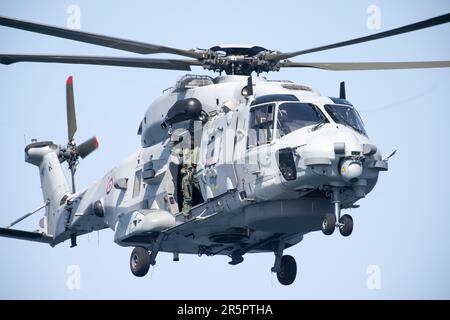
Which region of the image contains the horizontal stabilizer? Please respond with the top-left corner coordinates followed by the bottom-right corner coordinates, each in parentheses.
top-left (0, 227), bottom-right (53, 244)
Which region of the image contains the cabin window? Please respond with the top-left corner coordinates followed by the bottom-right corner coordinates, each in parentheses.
top-left (206, 131), bottom-right (222, 166)
top-left (248, 104), bottom-right (274, 148)
top-left (132, 170), bottom-right (142, 198)
top-left (206, 135), bottom-right (215, 165)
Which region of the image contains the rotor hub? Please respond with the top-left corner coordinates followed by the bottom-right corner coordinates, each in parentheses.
top-left (201, 46), bottom-right (281, 75)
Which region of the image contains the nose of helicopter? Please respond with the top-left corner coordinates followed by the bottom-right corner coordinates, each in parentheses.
top-left (277, 124), bottom-right (380, 189)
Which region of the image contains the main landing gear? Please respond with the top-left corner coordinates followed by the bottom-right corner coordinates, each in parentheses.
top-left (130, 234), bottom-right (164, 277)
top-left (271, 241), bottom-right (297, 286)
top-left (321, 188), bottom-right (354, 237)
top-left (130, 247), bottom-right (150, 277)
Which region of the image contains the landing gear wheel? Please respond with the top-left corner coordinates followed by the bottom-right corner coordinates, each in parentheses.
top-left (277, 255), bottom-right (297, 286)
top-left (130, 247), bottom-right (150, 277)
top-left (339, 214), bottom-right (353, 237)
top-left (321, 213), bottom-right (336, 235)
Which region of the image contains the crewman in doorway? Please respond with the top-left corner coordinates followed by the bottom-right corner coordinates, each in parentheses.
top-left (172, 120), bottom-right (202, 219)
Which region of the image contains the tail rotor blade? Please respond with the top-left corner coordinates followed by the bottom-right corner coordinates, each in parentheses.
top-left (70, 165), bottom-right (76, 193)
top-left (66, 75), bottom-right (77, 142)
top-left (76, 136), bottom-right (99, 159)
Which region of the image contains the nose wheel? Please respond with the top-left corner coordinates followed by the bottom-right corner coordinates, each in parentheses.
top-left (321, 213), bottom-right (336, 235)
top-left (338, 214), bottom-right (353, 237)
top-left (321, 188), bottom-right (354, 237)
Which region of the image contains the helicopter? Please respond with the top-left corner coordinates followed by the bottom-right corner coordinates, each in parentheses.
top-left (0, 13), bottom-right (449, 286)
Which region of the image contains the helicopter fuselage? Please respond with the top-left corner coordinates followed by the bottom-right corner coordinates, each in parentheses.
top-left (42, 75), bottom-right (387, 261)
top-left (2, 11), bottom-right (448, 286)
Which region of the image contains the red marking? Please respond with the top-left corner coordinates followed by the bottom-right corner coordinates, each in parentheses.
top-left (94, 136), bottom-right (99, 149)
top-left (106, 177), bottom-right (113, 194)
top-left (66, 75), bottom-right (73, 85)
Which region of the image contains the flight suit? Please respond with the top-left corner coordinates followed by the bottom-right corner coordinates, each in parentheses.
top-left (169, 121), bottom-right (202, 218)
top-left (181, 148), bottom-right (200, 217)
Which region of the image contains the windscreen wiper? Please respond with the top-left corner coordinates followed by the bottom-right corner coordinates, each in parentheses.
top-left (311, 118), bottom-right (328, 131)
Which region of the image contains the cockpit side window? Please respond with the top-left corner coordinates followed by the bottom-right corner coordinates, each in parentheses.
top-left (248, 104), bottom-right (275, 148)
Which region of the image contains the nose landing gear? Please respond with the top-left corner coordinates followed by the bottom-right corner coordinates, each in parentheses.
top-left (338, 214), bottom-right (353, 237)
top-left (321, 188), bottom-right (354, 237)
top-left (321, 213), bottom-right (336, 235)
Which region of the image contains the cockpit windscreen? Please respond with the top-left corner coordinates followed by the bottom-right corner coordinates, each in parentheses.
top-left (324, 104), bottom-right (367, 136)
top-left (277, 102), bottom-right (327, 137)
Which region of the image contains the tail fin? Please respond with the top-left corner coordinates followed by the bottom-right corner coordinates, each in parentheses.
top-left (25, 141), bottom-right (71, 236)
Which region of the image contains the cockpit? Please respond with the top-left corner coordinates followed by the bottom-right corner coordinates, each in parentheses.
top-left (247, 100), bottom-right (367, 147)
top-left (324, 104), bottom-right (367, 136)
top-left (277, 102), bottom-right (327, 137)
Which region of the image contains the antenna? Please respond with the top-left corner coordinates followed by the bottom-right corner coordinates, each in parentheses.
top-left (339, 81), bottom-right (346, 99)
top-left (247, 76), bottom-right (254, 96)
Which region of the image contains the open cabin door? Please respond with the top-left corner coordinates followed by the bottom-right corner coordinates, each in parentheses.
top-left (200, 112), bottom-right (238, 200)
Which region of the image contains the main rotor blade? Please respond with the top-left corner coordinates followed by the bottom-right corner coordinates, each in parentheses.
top-left (268, 13), bottom-right (450, 61)
top-left (0, 54), bottom-right (200, 70)
top-left (66, 76), bottom-right (77, 142)
top-left (0, 15), bottom-right (203, 59)
top-left (280, 60), bottom-right (450, 71)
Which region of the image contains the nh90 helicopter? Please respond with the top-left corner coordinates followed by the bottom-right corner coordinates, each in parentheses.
top-left (0, 13), bottom-right (449, 285)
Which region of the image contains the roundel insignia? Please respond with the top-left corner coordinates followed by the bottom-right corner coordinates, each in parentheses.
top-left (106, 177), bottom-right (113, 194)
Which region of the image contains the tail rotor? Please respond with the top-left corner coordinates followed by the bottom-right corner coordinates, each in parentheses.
top-left (59, 75), bottom-right (99, 193)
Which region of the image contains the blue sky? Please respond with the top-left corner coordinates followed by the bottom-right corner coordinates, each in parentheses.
top-left (0, 0), bottom-right (449, 299)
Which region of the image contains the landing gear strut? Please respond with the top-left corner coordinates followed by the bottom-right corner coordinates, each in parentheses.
top-left (321, 188), bottom-right (354, 237)
top-left (271, 241), bottom-right (297, 286)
